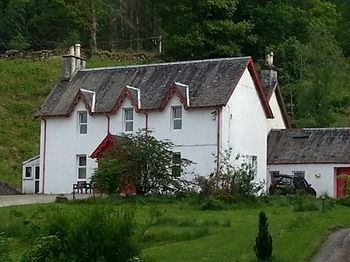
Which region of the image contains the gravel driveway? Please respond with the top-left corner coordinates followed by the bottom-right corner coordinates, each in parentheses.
top-left (0, 194), bottom-right (92, 207)
top-left (311, 228), bottom-right (350, 262)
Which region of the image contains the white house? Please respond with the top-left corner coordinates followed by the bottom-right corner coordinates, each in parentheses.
top-left (24, 44), bottom-right (289, 194)
top-left (267, 128), bottom-right (350, 198)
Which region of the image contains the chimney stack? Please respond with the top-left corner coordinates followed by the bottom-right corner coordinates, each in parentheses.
top-left (63, 44), bottom-right (86, 81)
top-left (260, 51), bottom-right (278, 91)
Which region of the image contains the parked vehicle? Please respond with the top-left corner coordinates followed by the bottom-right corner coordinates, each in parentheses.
top-left (269, 175), bottom-right (317, 196)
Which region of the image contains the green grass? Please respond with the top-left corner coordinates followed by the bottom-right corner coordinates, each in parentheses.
top-left (0, 54), bottom-right (160, 190)
top-left (1, 196), bottom-right (350, 261)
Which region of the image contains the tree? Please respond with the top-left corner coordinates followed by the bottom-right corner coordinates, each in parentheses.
top-left (153, 0), bottom-right (256, 59)
top-left (254, 211), bottom-right (273, 261)
top-left (92, 131), bottom-right (194, 195)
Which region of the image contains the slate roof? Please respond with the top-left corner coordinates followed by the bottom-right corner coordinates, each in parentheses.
top-left (36, 57), bottom-right (273, 118)
top-left (268, 129), bottom-right (350, 164)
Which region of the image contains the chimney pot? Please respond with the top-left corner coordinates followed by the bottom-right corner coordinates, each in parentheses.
top-left (75, 44), bottom-right (81, 57)
top-left (69, 46), bottom-right (75, 55)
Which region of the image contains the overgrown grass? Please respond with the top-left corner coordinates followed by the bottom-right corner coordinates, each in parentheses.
top-left (0, 55), bottom-right (160, 190)
top-left (1, 196), bottom-right (350, 261)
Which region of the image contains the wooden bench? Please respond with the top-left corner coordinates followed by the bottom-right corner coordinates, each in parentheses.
top-left (73, 181), bottom-right (94, 194)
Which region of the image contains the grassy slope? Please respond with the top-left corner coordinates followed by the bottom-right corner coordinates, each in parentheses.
top-left (0, 56), bottom-right (159, 190)
top-left (1, 198), bottom-right (350, 261)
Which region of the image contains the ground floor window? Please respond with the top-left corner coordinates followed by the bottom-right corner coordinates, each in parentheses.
top-left (77, 155), bottom-right (87, 179)
top-left (293, 171), bottom-right (305, 178)
top-left (270, 171), bottom-right (280, 182)
top-left (172, 152), bottom-right (181, 176)
top-left (25, 167), bottom-right (32, 179)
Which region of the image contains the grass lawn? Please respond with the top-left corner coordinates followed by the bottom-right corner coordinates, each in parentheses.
top-left (0, 196), bottom-right (349, 261)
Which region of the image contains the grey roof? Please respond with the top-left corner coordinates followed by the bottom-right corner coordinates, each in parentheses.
top-left (268, 129), bottom-right (350, 164)
top-left (36, 57), bottom-right (261, 117)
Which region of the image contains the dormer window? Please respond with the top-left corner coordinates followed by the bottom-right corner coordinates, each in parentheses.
top-left (172, 106), bottom-right (182, 130)
top-left (124, 108), bottom-right (133, 132)
top-left (78, 111), bottom-right (88, 134)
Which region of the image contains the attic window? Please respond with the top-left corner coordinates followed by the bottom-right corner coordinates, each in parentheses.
top-left (124, 108), bottom-right (133, 132)
top-left (172, 106), bottom-right (182, 130)
top-left (78, 111), bottom-right (88, 134)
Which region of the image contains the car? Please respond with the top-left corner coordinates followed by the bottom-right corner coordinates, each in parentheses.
top-left (269, 175), bottom-right (317, 196)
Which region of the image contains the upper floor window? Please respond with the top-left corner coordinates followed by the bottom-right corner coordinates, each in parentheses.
top-left (77, 155), bottom-right (87, 179)
top-left (78, 111), bottom-right (87, 134)
top-left (172, 106), bottom-right (182, 130)
top-left (124, 108), bottom-right (133, 132)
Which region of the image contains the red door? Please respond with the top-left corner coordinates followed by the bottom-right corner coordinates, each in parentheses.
top-left (336, 168), bottom-right (350, 198)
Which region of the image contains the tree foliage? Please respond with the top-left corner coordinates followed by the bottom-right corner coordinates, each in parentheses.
top-left (1, 0), bottom-right (350, 127)
top-left (92, 131), bottom-right (194, 195)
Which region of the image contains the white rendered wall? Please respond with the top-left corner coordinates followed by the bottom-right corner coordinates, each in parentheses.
top-left (268, 163), bottom-right (350, 198)
top-left (268, 92), bottom-right (286, 130)
top-left (148, 96), bottom-right (218, 177)
top-left (41, 102), bottom-right (108, 193)
top-left (221, 68), bottom-right (269, 185)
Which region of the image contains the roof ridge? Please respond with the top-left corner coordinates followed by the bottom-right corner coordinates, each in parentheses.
top-left (80, 56), bottom-right (251, 72)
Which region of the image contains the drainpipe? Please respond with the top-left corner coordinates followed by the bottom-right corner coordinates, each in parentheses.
top-left (106, 114), bottom-right (110, 134)
top-left (42, 119), bottom-right (47, 194)
top-left (144, 112), bottom-right (149, 136)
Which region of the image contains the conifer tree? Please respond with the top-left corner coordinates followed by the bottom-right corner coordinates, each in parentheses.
top-left (254, 211), bottom-right (273, 261)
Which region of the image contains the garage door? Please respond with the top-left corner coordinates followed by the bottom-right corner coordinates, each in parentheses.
top-left (336, 168), bottom-right (350, 198)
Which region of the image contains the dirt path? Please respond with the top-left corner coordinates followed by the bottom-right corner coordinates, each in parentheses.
top-left (311, 228), bottom-right (350, 262)
top-left (0, 194), bottom-right (92, 207)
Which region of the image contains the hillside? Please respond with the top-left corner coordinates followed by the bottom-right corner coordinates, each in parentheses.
top-left (0, 55), bottom-right (160, 189)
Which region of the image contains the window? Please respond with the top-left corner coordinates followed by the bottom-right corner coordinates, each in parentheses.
top-left (124, 108), bottom-right (133, 132)
top-left (172, 152), bottom-right (181, 176)
top-left (25, 167), bottom-right (32, 179)
top-left (270, 171), bottom-right (280, 182)
top-left (35, 166), bottom-right (40, 180)
top-left (172, 106), bottom-right (182, 130)
top-left (293, 171), bottom-right (305, 178)
top-left (249, 155), bottom-right (258, 175)
top-left (78, 111), bottom-right (88, 134)
top-left (77, 155), bottom-right (87, 179)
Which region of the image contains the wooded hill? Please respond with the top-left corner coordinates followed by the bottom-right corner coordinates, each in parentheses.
top-left (1, 0), bottom-right (350, 127)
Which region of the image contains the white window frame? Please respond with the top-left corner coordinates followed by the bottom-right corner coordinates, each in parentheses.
top-left (172, 106), bottom-right (182, 130)
top-left (124, 108), bottom-right (134, 132)
top-left (77, 155), bottom-right (87, 180)
top-left (78, 111), bottom-right (88, 134)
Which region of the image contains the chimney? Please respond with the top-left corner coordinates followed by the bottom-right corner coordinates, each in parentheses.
top-left (63, 44), bottom-right (86, 81)
top-left (260, 52), bottom-right (278, 91)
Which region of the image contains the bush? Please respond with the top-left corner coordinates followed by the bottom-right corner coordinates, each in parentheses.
top-left (200, 197), bottom-right (226, 211)
top-left (23, 207), bottom-right (139, 262)
top-left (0, 232), bottom-right (11, 262)
top-left (254, 211), bottom-right (273, 261)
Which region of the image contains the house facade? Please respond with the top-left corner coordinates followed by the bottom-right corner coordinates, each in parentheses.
top-left (26, 45), bottom-right (288, 194)
top-left (267, 128), bottom-right (350, 198)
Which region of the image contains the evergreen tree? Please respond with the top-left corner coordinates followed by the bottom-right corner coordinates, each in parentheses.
top-left (254, 211), bottom-right (273, 261)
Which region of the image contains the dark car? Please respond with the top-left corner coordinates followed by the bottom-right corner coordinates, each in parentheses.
top-left (269, 175), bottom-right (317, 196)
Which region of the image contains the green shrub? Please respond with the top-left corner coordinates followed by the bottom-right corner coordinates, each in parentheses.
top-left (23, 206), bottom-right (139, 262)
top-left (0, 232), bottom-right (11, 262)
top-left (337, 197), bottom-right (350, 207)
top-left (254, 211), bottom-right (273, 261)
top-left (200, 197), bottom-right (226, 211)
